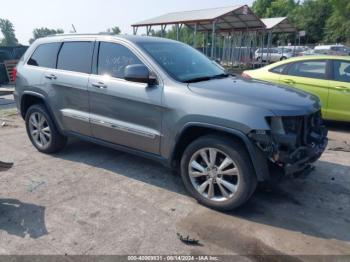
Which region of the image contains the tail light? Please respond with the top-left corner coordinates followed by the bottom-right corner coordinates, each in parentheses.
top-left (12, 67), bottom-right (17, 82)
top-left (241, 72), bottom-right (251, 79)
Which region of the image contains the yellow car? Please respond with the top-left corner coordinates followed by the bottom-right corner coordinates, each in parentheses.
top-left (243, 56), bottom-right (350, 122)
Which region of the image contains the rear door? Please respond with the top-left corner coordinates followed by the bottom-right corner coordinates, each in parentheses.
top-left (24, 42), bottom-right (61, 102)
top-left (279, 59), bottom-right (330, 115)
top-left (88, 41), bottom-right (163, 154)
top-left (327, 60), bottom-right (350, 121)
top-left (42, 39), bottom-right (95, 136)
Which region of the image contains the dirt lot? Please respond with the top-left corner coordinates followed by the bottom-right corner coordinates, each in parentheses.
top-left (0, 103), bottom-right (350, 259)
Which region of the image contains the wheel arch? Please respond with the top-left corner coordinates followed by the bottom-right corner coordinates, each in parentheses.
top-left (170, 123), bottom-right (270, 181)
top-left (20, 91), bottom-right (63, 134)
top-left (20, 91), bottom-right (46, 119)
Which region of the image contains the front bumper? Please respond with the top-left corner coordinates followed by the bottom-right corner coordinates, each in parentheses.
top-left (250, 110), bottom-right (328, 177)
top-left (283, 136), bottom-right (328, 175)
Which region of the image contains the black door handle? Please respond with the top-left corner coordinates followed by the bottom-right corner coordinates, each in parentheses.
top-left (92, 82), bottom-right (107, 89)
top-left (45, 74), bottom-right (57, 80)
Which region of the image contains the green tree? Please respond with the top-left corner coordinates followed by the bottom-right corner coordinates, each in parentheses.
top-left (324, 0), bottom-right (350, 43)
top-left (252, 0), bottom-right (297, 18)
top-left (252, 0), bottom-right (273, 17)
top-left (29, 28), bottom-right (64, 44)
top-left (107, 26), bottom-right (121, 35)
top-left (293, 0), bottom-right (333, 44)
top-left (0, 19), bottom-right (18, 46)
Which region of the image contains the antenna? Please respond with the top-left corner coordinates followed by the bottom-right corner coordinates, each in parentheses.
top-left (71, 24), bottom-right (77, 33)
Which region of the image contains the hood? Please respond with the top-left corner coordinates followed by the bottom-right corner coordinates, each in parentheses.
top-left (187, 76), bottom-right (321, 116)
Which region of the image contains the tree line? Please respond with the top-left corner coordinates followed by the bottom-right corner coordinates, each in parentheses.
top-left (252, 0), bottom-right (350, 44)
top-left (0, 19), bottom-right (121, 46)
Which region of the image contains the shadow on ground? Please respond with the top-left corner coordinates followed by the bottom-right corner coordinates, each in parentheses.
top-left (54, 139), bottom-right (350, 242)
top-left (326, 120), bottom-right (350, 133)
top-left (0, 199), bottom-right (48, 238)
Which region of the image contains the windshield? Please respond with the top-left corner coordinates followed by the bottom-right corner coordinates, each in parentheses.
top-left (138, 41), bottom-right (226, 83)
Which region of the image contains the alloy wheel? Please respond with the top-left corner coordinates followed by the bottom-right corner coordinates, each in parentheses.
top-left (28, 112), bottom-right (51, 148)
top-left (188, 147), bottom-right (240, 202)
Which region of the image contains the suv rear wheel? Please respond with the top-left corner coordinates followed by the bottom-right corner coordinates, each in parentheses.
top-left (25, 104), bottom-right (67, 153)
top-left (180, 135), bottom-right (257, 211)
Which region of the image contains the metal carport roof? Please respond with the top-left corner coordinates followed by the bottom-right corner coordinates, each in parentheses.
top-left (132, 5), bottom-right (266, 32)
top-left (261, 17), bottom-right (297, 33)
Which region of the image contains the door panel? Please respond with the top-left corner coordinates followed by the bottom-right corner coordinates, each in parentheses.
top-left (327, 60), bottom-right (350, 121)
top-left (279, 60), bottom-right (330, 116)
top-left (88, 41), bottom-right (162, 154)
top-left (43, 40), bottom-right (94, 136)
top-left (88, 76), bottom-right (162, 154)
top-left (45, 69), bottom-right (91, 135)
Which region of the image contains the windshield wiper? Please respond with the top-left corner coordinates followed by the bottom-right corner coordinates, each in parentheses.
top-left (184, 76), bottom-right (212, 83)
top-left (210, 73), bottom-right (230, 79)
top-left (184, 73), bottom-right (229, 83)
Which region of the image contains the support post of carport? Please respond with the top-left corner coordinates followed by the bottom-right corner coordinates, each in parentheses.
top-left (211, 20), bottom-right (216, 58)
top-left (133, 26), bottom-right (138, 35)
top-left (193, 23), bottom-right (197, 48)
top-left (176, 24), bottom-right (180, 40)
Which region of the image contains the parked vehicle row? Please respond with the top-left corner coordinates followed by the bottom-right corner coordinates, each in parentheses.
top-left (255, 44), bottom-right (349, 64)
top-left (15, 35), bottom-right (327, 211)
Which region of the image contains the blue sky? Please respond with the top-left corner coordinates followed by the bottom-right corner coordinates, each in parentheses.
top-left (0, 0), bottom-right (254, 45)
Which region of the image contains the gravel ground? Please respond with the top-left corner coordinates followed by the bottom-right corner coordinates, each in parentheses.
top-left (0, 106), bottom-right (349, 260)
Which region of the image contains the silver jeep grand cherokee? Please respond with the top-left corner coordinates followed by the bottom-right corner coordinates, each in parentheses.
top-left (14, 34), bottom-right (328, 211)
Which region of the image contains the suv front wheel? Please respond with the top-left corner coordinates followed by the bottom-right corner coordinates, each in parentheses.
top-left (180, 135), bottom-right (257, 211)
top-left (25, 104), bottom-right (67, 153)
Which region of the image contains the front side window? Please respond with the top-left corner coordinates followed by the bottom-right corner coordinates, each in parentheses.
top-left (333, 60), bottom-right (350, 83)
top-left (138, 42), bottom-right (225, 83)
top-left (97, 42), bottom-right (143, 79)
top-left (288, 60), bottom-right (327, 79)
top-left (27, 43), bottom-right (61, 68)
top-left (57, 42), bottom-right (94, 74)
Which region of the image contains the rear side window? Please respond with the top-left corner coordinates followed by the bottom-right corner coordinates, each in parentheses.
top-left (287, 60), bottom-right (327, 79)
top-left (333, 60), bottom-right (350, 83)
top-left (97, 42), bottom-right (143, 79)
top-left (57, 42), bottom-right (94, 74)
top-left (270, 63), bottom-right (289, 74)
top-left (27, 43), bottom-right (61, 68)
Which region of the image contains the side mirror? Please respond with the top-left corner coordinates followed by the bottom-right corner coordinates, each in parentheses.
top-left (124, 64), bottom-right (157, 85)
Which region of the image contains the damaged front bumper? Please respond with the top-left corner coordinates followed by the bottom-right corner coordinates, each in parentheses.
top-left (249, 110), bottom-right (328, 177)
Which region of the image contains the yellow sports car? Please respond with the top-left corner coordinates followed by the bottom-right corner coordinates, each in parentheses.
top-left (243, 56), bottom-right (350, 122)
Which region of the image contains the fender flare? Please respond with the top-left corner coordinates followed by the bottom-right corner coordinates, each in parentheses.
top-left (173, 122), bottom-right (270, 181)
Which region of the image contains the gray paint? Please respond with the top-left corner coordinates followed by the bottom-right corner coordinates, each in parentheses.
top-left (15, 34), bottom-right (322, 180)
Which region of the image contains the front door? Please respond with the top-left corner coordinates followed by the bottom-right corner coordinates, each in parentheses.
top-left (279, 59), bottom-right (330, 116)
top-left (88, 41), bottom-right (162, 154)
top-left (327, 60), bottom-right (350, 121)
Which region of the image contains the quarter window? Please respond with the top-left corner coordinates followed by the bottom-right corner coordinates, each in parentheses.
top-left (27, 43), bottom-right (61, 68)
top-left (57, 42), bottom-right (94, 74)
top-left (97, 42), bottom-right (143, 79)
top-left (333, 60), bottom-right (350, 83)
top-left (288, 60), bottom-right (327, 79)
top-left (270, 64), bottom-right (289, 74)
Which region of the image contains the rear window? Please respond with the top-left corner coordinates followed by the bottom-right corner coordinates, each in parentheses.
top-left (57, 42), bottom-right (94, 74)
top-left (27, 43), bottom-right (61, 68)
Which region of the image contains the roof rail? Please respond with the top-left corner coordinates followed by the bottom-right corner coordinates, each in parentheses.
top-left (46, 32), bottom-right (116, 38)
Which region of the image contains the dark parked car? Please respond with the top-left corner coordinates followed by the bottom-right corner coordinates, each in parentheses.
top-left (14, 35), bottom-right (328, 210)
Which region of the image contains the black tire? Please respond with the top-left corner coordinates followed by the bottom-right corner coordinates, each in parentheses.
top-left (280, 56), bottom-right (287, 61)
top-left (25, 104), bottom-right (67, 153)
top-left (180, 135), bottom-right (257, 211)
